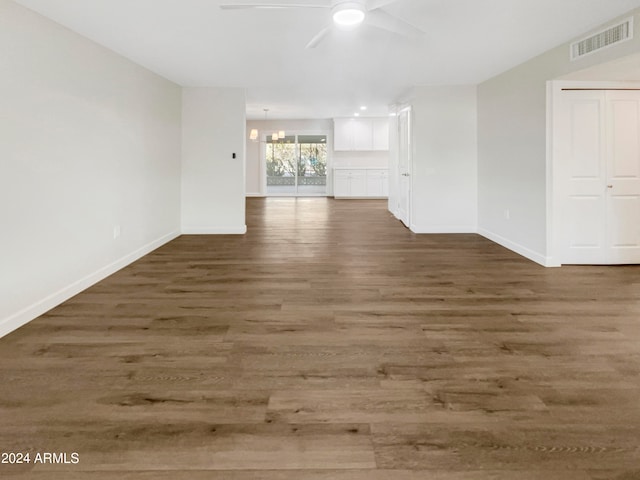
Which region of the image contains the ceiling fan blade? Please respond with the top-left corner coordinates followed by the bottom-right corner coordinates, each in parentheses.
top-left (367, 9), bottom-right (424, 38)
top-left (305, 25), bottom-right (332, 48)
top-left (367, 0), bottom-right (401, 11)
top-left (220, 3), bottom-right (329, 9)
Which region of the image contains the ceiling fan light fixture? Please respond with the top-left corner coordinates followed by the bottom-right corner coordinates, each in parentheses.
top-left (332, 2), bottom-right (365, 28)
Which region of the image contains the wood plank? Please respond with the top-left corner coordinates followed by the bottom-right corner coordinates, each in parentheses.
top-left (0, 470), bottom-right (593, 480)
top-left (0, 197), bottom-right (639, 478)
top-left (371, 423), bottom-right (640, 471)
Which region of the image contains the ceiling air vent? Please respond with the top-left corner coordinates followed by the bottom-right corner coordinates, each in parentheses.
top-left (570, 17), bottom-right (634, 61)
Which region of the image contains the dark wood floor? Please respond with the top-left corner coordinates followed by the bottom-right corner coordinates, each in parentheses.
top-left (1, 197), bottom-right (640, 479)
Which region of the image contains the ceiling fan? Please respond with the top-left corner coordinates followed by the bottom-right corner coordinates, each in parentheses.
top-left (219, 0), bottom-right (424, 49)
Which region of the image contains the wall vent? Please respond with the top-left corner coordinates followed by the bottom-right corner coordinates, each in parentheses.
top-left (570, 17), bottom-right (634, 61)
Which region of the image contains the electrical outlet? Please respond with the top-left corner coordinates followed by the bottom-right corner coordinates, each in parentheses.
top-left (113, 225), bottom-right (121, 239)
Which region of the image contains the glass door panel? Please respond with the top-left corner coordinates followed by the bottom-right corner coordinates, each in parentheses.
top-left (266, 135), bottom-right (296, 195)
top-left (265, 134), bottom-right (327, 196)
top-left (297, 135), bottom-right (327, 195)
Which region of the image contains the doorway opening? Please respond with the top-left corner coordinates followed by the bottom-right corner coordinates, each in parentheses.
top-left (264, 134), bottom-right (328, 196)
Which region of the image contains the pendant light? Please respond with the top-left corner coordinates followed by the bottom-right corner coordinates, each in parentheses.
top-left (248, 109), bottom-right (287, 142)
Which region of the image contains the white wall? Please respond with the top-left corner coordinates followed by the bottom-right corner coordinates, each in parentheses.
top-left (409, 86), bottom-right (478, 233)
top-left (0, 0), bottom-right (182, 337)
top-left (332, 151), bottom-right (389, 168)
top-left (182, 88), bottom-right (246, 233)
top-left (478, 8), bottom-right (640, 265)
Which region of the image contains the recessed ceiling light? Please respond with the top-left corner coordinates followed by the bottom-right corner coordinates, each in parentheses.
top-left (360, 106), bottom-right (367, 111)
top-left (389, 112), bottom-right (397, 117)
top-left (354, 112), bottom-right (360, 117)
top-left (332, 2), bottom-right (366, 28)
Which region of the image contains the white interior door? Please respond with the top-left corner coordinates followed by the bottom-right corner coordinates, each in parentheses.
top-left (559, 90), bottom-right (607, 263)
top-left (559, 89), bottom-right (640, 264)
top-left (606, 91), bottom-right (640, 263)
top-left (396, 108), bottom-right (411, 228)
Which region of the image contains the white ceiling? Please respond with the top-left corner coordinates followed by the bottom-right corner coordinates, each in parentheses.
top-left (12, 0), bottom-right (640, 119)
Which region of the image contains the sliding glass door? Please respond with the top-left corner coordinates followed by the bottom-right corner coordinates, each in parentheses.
top-left (265, 134), bottom-right (327, 196)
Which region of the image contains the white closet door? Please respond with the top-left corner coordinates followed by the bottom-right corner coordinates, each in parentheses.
top-left (606, 91), bottom-right (640, 263)
top-left (560, 90), bottom-right (607, 264)
top-left (560, 89), bottom-right (640, 264)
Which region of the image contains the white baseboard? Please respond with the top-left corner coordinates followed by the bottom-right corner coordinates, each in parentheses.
top-left (410, 224), bottom-right (478, 234)
top-left (0, 230), bottom-right (181, 339)
top-left (182, 225), bottom-right (247, 234)
top-left (478, 227), bottom-right (555, 267)
top-left (333, 196), bottom-right (388, 200)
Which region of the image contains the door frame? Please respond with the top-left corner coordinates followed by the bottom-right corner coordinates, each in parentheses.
top-left (546, 80), bottom-right (640, 266)
top-left (393, 104), bottom-right (413, 228)
top-left (260, 129), bottom-right (332, 197)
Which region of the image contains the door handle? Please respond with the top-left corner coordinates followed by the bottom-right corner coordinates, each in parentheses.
top-left (607, 185), bottom-right (613, 189)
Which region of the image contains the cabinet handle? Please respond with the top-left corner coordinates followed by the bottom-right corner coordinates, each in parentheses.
top-left (607, 185), bottom-right (613, 189)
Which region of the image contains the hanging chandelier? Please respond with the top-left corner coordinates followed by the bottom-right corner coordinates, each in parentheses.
top-left (249, 109), bottom-right (285, 142)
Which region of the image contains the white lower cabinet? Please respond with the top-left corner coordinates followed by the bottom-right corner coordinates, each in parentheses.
top-left (333, 170), bottom-right (350, 197)
top-left (333, 168), bottom-right (388, 198)
top-left (366, 169), bottom-right (389, 197)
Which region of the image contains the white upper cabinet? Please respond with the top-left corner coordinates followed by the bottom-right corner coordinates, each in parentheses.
top-left (334, 118), bottom-right (389, 151)
top-left (372, 118), bottom-right (390, 151)
top-left (353, 119), bottom-right (373, 150)
top-left (333, 118), bottom-right (355, 151)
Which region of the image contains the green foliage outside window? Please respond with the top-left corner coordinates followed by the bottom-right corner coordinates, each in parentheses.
top-left (266, 139), bottom-right (327, 178)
